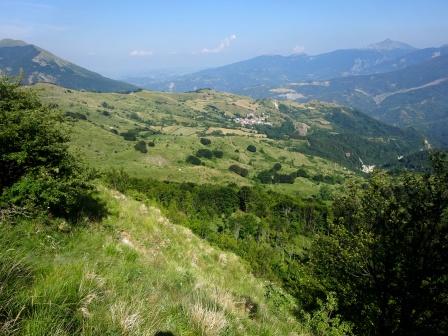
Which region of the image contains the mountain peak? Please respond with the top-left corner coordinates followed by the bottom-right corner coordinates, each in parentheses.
top-left (366, 39), bottom-right (416, 51)
top-left (0, 39), bottom-right (29, 47)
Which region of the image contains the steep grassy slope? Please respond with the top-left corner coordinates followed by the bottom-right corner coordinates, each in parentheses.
top-left (0, 39), bottom-right (138, 93)
top-left (34, 84), bottom-right (421, 188)
top-left (0, 187), bottom-right (306, 335)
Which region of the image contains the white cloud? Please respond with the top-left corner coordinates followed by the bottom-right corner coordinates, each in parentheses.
top-left (292, 45), bottom-right (305, 54)
top-left (201, 34), bottom-right (237, 54)
top-left (129, 50), bottom-right (153, 57)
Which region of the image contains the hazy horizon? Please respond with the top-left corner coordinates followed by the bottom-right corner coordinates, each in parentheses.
top-left (1, 0), bottom-right (447, 78)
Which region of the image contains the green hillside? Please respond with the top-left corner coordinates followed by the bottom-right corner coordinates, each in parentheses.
top-left (35, 83), bottom-right (422, 192)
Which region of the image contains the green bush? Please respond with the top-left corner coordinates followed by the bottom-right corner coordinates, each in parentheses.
top-left (200, 137), bottom-right (211, 145)
top-left (296, 168), bottom-right (309, 178)
top-left (272, 163), bottom-right (282, 171)
top-left (196, 148), bottom-right (213, 159)
top-left (229, 165), bottom-right (248, 177)
top-left (186, 155), bottom-right (202, 165)
top-left (247, 145), bottom-right (257, 153)
top-left (134, 140), bottom-right (147, 153)
top-left (212, 149), bottom-right (224, 158)
top-left (0, 77), bottom-right (103, 220)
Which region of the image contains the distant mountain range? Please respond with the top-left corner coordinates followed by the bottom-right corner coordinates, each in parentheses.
top-left (0, 39), bottom-right (138, 93)
top-left (140, 39), bottom-right (419, 93)
top-left (134, 39), bottom-right (448, 147)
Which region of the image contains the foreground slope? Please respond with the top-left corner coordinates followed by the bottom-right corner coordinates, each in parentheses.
top-left (0, 39), bottom-right (138, 93)
top-left (1, 187), bottom-right (304, 335)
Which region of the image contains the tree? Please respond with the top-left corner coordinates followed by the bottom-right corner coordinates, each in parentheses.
top-left (200, 137), bottom-right (211, 146)
top-left (0, 77), bottom-right (99, 219)
top-left (247, 145), bottom-right (257, 153)
top-left (186, 155), bottom-right (202, 165)
top-left (196, 148), bottom-right (213, 159)
top-left (229, 164), bottom-right (248, 177)
top-left (134, 140), bottom-right (147, 153)
top-left (310, 154), bottom-right (448, 335)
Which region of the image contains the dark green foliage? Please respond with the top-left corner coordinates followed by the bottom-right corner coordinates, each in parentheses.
top-left (0, 77), bottom-right (103, 220)
top-left (256, 163), bottom-right (297, 184)
top-left (273, 173), bottom-right (295, 184)
top-left (134, 140), bottom-right (147, 153)
top-left (64, 111), bottom-right (87, 120)
top-left (212, 149), bottom-right (224, 158)
top-left (200, 137), bottom-right (211, 145)
top-left (120, 129), bottom-right (138, 141)
top-left (310, 153), bottom-right (448, 335)
top-left (147, 140), bottom-right (155, 147)
top-left (101, 101), bottom-right (114, 109)
top-left (229, 164), bottom-right (249, 177)
top-left (296, 168), bottom-right (310, 178)
top-left (273, 162), bottom-right (282, 171)
top-left (196, 148), bottom-right (213, 159)
top-left (256, 170), bottom-right (273, 184)
top-left (246, 145), bottom-right (257, 153)
top-left (312, 174), bottom-right (343, 185)
top-left (186, 155), bottom-right (202, 165)
top-left (101, 110), bottom-right (111, 116)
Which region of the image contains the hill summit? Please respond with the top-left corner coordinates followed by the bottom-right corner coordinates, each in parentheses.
top-left (0, 39), bottom-right (139, 93)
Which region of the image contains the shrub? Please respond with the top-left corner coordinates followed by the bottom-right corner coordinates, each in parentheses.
top-left (296, 168), bottom-right (309, 178)
top-left (212, 150), bottom-right (224, 158)
top-left (64, 111), bottom-right (87, 120)
top-left (186, 155), bottom-right (202, 165)
top-left (200, 137), bottom-right (211, 146)
top-left (247, 145), bottom-right (257, 153)
top-left (134, 140), bottom-right (147, 153)
top-left (147, 141), bottom-right (155, 147)
top-left (101, 101), bottom-right (114, 109)
top-left (273, 163), bottom-right (282, 171)
top-left (196, 149), bottom-right (213, 159)
top-left (120, 130), bottom-right (138, 141)
top-left (273, 173), bottom-right (295, 184)
top-left (229, 165), bottom-right (248, 177)
top-left (0, 77), bottom-right (102, 220)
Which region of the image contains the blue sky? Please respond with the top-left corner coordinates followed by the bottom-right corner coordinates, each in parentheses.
top-left (1, 0), bottom-right (447, 77)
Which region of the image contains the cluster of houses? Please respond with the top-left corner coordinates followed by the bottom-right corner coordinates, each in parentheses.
top-left (233, 113), bottom-right (272, 126)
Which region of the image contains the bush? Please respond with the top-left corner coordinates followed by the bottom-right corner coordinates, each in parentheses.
top-left (247, 145), bottom-right (257, 153)
top-left (147, 140), bottom-right (155, 147)
top-left (229, 165), bottom-right (249, 177)
top-left (296, 168), bottom-right (309, 178)
top-left (101, 101), bottom-right (114, 109)
top-left (273, 163), bottom-right (282, 171)
top-left (186, 155), bottom-right (202, 165)
top-left (212, 149), bottom-right (224, 158)
top-left (120, 130), bottom-right (138, 141)
top-left (200, 137), bottom-right (211, 145)
top-left (64, 111), bottom-right (87, 120)
top-left (196, 148), bottom-right (213, 159)
top-left (0, 77), bottom-right (102, 220)
top-left (134, 140), bottom-right (147, 153)
top-left (273, 173), bottom-right (295, 184)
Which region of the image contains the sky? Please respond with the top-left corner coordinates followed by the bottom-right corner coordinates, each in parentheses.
top-left (1, 0), bottom-right (447, 78)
